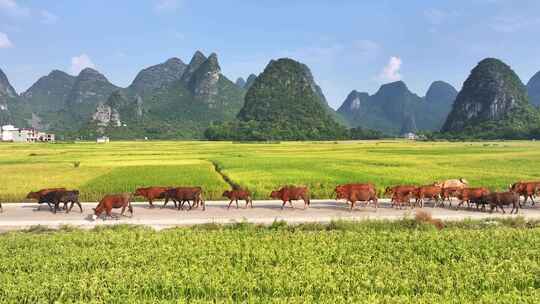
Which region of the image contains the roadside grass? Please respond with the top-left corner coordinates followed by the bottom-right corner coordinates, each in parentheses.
top-left (0, 140), bottom-right (539, 201)
top-left (1, 218), bottom-right (539, 302)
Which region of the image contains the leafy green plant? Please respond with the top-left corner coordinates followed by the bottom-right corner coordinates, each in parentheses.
top-left (1, 221), bottom-right (539, 302)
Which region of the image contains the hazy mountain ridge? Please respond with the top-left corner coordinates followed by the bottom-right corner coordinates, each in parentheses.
top-left (337, 80), bottom-right (457, 134)
top-left (527, 71), bottom-right (540, 106)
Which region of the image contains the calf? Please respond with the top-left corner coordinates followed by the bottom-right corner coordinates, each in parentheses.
top-left (134, 187), bottom-right (171, 208)
top-left (223, 189), bottom-right (253, 209)
top-left (457, 188), bottom-right (490, 209)
top-left (486, 192), bottom-right (520, 214)
top-left (164, 187), bottom-right (205, 211)
top-left (92, 193), bottom-right (133, 220)
top-left (412, 186), bottom-right (442, 208)
top-left (271, 186), bottom-right (310, 210)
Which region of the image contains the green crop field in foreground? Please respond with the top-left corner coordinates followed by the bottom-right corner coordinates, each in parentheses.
top-left (0, 220), bottom-right (539, 303)
top-left (0, 140), bottom-right (539, 202)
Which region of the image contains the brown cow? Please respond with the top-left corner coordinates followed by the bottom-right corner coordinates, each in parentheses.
top-left (412, 186), bottom-right (442, 208)
top-left (134, 187), bottom-right (171, 208)
top-left (164, 187), bottom-right (205, 211)
top-left (384, 185), bottom-right (416, 208)
top-left (441, 187), bottom-right (463, 207)
top-left (486, 192), bottom-right (520, 214)
top-left (457, 187), bottom-right (490, 209)
top-left (270, 186), bottom-right (310, 210)
top-left (223, 189), bottom-right (253, 209)
top-left (336, 186), bottom-right (378, 211)
top-left (509, 182), bottom-right (540, 206)
top-left (434, 178), bottom-right (469, 189)
top-left (336, 183), bottom-right (376, 193)
top-left (336, 184), bottom-right (376, 205)
top-left (26, 188), bottom-right (67, 211)
top-left (392, 191), bottom-right (414, 209)
top-left (92, 193), bottom-right (133, 220)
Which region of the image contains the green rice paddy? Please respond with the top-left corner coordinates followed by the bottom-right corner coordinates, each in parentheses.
top-left (0, 140), bottom-right (539, 202)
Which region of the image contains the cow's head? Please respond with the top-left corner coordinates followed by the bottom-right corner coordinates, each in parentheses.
top-left (222, 190), bottom-right (231, 198)
top-left (334, 186), bottom-right (346, 200)
top-left (26, 191), bottom-right (39, 200)
top-left (336, 191), bottom-right (347, 200)
top-left (384, 187), bottom-right (394, 197)
top-left (133, 188), bottom-right (145, 196)
top-left (509, 183), bottom-right (521, 192)
top-left (270, 190), bottom-right (280, 199)
top-left (91, 205), bottom-right (104, 221)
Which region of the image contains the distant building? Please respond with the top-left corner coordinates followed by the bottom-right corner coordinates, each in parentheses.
top-left (96, 136), bottom-right (110, 143)
top-left (402, 132), bottom-right (418, 140)
top-left (1, 125), bottom-right (18, 141)
top-left (1, 125), bottom-right (55, 143)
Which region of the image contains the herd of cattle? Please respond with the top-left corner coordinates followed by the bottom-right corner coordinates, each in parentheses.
top-left (0, 179), bottom-right (538, 219)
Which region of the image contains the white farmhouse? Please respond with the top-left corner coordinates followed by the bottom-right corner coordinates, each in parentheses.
top-left (97, 136), bottom-right (110, 143)
top-left (1, 125), bottom-right (18, 141)
top-left (1, 125), bottom-right (55, 143)
top-left (402, 132), bottom-right (419, 140)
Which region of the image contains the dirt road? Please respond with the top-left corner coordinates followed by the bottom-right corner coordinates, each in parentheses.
top-left (1, 199), bottom-right (539, 231)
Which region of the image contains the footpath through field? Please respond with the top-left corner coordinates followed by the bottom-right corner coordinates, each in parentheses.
top-left (2, 199), bottom-right (540, 232)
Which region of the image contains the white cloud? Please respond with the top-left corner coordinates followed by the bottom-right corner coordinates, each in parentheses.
top-left (379, 56), bottom-right (402, 82)
top-left (0, 32), bottom-right (13, 48)
top-left (70, 54), bottom-right (96, 75)
top-left (0, 0), bottom-right (30, 18)
top-left (40, 10), bottom-right (58, 24)
top-left (154, 0), bottom-right (182, 13)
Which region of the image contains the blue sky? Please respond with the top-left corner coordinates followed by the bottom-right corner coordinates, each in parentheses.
top-left (1, 0), bottom-right (540, 108)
